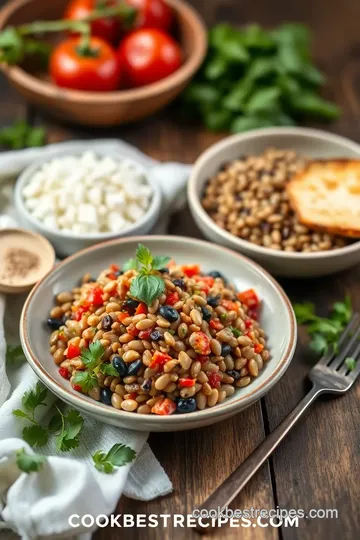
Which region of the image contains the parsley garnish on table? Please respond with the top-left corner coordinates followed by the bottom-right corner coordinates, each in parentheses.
top-left (181, 23), bottom-right (339, 132)
top-left (6, 344), bottom-right (26, 365)
top-left (124, 244), bottom-right (171, 306)
top-left (293, 296), bottom-right (352, 355)
top-left (16, 448), bottom-right (47, 473)
top-left (0, 120), bottom-right (46, 150)
top-left (92, 443), bottom-right (137, 474)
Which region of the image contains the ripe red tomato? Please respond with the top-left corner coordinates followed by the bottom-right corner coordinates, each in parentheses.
top-left (64, 0), bottom-right (122, 45)
top-left (126, 0), bottom-right (173, 31)
top-left (50, 36), bottom-right (121, 91)
top-left (118, 28), bottom-right (181, 87)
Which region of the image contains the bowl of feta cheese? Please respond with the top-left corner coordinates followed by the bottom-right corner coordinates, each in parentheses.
top-left (15, 149), bottom-right (162, 257)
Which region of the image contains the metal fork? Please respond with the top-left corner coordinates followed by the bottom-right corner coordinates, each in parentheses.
top-left (196, 313), bottom-right (360, 530)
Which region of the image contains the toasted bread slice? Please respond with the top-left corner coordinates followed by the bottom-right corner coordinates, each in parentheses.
top-left (287, 159), bottom-right (360, 238)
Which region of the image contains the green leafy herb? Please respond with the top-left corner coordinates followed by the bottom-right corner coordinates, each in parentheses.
top-left (123, 258), bottom-right (140, 271)
top-left (229, 327), bottom-right (242, 337)
top-left (16, 448), bottom-right (46, 473)
top-left (81, 341), bottom-right (105, 371)
top-left (6, 344), bottom-right (25, 365)
top-left (22, 425), bottom-right (49, 448)
top-left (72, 370), bottom-right (98, 393)
top-left (294, 296), bottom-right (352, 356)
top-left (92, 443), bottom-right (136, 474)
top-left (181, 22), bottom-right (340, 132)
top-left (345, 357), bottom-right (356, 371)
top-left (125, 244), bottom-right (170, 306)
top-left (54, 408), bottom-right (84, 452)
top-left (99, 363), bottom-right (120, 377)
top-left (0, 120), bottom-right (46, 150)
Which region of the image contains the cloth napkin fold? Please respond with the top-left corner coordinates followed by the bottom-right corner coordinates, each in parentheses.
top-left (0, 140), bottom-right (192, 539)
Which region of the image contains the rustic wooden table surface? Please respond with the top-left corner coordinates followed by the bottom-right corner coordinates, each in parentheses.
top-left (1, 0), bottom-right (360, 539)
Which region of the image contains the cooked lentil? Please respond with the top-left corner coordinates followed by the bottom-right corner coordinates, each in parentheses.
top-left (202, 148), bottom-right (348, 252)
top-left (49, 258), bottom-right (270, 415)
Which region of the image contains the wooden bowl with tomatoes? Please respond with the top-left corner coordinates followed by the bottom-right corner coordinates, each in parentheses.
top-left (0, 0), bottom-right (207, 126)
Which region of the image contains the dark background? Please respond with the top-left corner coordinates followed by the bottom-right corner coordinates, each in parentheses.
top-left (1, 1), bottom-right (360, 540)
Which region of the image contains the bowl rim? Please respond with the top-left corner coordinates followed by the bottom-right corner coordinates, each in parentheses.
top-left (188, 126), bottom-right (360, 261)
top-left (14, 147), bottom-right (162, 240)
top-left (20, 234), bottom-right (297, 426)
top-left (0, 0), bottom-right (207, 103)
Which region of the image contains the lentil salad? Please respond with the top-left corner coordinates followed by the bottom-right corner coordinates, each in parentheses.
top-left (48, 245), bottom-right (269, 415)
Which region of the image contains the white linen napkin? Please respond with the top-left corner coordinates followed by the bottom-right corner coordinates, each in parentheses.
top-left (0, 140), bottom-right (192, 539)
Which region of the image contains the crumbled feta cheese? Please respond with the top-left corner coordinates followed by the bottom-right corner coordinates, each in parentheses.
top-left (21, 152), bottom-right (153, 235)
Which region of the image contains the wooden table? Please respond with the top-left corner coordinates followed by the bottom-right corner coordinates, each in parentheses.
top-left (1, 0), bottom-right (360, 539)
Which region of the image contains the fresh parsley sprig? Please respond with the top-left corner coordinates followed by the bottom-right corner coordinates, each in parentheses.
top-left (16, 448), bottom-right (46, 474)
top-left (92, 443), bottom-right (136, 474)
top-left (49, 407), bottom-right (84, 452)
top-left (72, 341), bottom-right (106, 391)
top-left (124, 244), bottom-right (170, 306)
top-left (6, 344), bottom-right (26, 365)
top-left (12, 383), bottom-right (49, 447)
top-left (293, 295), bottom-right (352, 355)
top-left (0, 120), bottom-right (46, 150)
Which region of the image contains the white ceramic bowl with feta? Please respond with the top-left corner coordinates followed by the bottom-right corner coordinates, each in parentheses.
top-left (15, 150), bottom-right (162, 257)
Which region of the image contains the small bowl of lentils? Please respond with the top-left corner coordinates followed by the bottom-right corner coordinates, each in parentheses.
top-left (188, 127), bottom-right (360, 277)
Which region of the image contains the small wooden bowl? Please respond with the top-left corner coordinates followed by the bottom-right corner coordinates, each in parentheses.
top-left (0, 0), bottom-right (207, 126)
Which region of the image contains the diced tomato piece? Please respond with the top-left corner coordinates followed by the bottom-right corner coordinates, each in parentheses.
top-left (165, 292), bottom-right (180, 306)
top-left (181, 264), bottom-right (201, 278)
top-left (135, 302), bottom-right (147, 315)
top-left (149, 351), bottom-right (172, 369)
top-left (208, 372), bottom-right (222, 389)
top-left (247, 307), bottom-right (259, 321)
top-left (73, 305), bottom-right (88, 321)
top-left (245, 319), bottom-right (253, 329)
top-left (245, 330), bottom-right (256, 341)
top-left (210, 319), bottom-right (224, 331)
top-left (72, 384), bottom-right (82, 392)
top-left (110, 264), bottom-right (119, 272)
top-left (221, 299), bottom-right (239, 311)
top-left (58, 367), bottom-right (70, 379)
top-left (127, 392), bottom-right (137, 400)
top-left (107, 272), bottom-right (117, 280)
top-left (151, 398), bottom-right (177, 415)
top-left (179, 378), bottom-right (196, 387)
top-left (86, 286), bottom-right (104, 307)
top-left (193, 275), bottom-right (214, 294)
top-left (237, 288), bottom-right (259, 309)
top-left (118, 311), bottom-right (130, 322)
top-left (127, 325), bottom-right (140, 337)
top-left (67, 343), bottom-right (81, 359)
top-left (197, 355), bottom-right (209, 364)
top-left (139, 328), bottom-right (152, 340)
top-left (254, 343), bottom-right (264, 354)
top-left (189, 331), bottom-right (211, 355)
top-left (58, 331), bottom-right (67, 341)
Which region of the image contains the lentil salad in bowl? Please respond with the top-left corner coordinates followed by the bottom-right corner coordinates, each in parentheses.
top-left (188, 127), bottom-right (360, 277)
top-left (20, 236), bottom-right (296, 432)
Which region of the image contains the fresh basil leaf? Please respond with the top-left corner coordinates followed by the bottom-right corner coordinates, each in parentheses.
top-left (136, 244), bottom-right (153, 268)
top-left (242, 24), bottom-right (276, 49)
top-left (230, 115), bottom-right (275, 133)
top-left (223, 78), bottom-right (253, 111)
top-left (152, 256), bottom-right (171, 270)
top-left (246, 57), bottom-right (277, 81)
top-left (245, 87), bottom-right (281, 113)
top-left (204, 54), bottom-right (229, 79)
top-left (183, 83), bottom-right (221, 105)
top-left (204, 109), bottom-right (232, 131)
top-left (219, 37), bottom-right (249, 63)
top-left (122, 258), bottom-right (139, 271)
top-left (130, 274), bottom-right (165, 306)
top-left (290, 92), bottom-right (340, 119)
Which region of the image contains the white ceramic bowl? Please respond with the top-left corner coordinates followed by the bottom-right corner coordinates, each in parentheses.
top-left (14, 147), bottom-right (162, 258)
top-left (20, 236), bottom-right (296, 432)
top-left (188, 127), bottom-right (360, 277)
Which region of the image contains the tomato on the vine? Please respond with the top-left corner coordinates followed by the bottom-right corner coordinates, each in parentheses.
top-left (125, 0), bottom-right (173, 32)
top-left (64, 0), bottom-right (122, 45)
top-left (118, 28), bottom-right (182, 87)
top-left (50, 36), bottom-right (121, 91)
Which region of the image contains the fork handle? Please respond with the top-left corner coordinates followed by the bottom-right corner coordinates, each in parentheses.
top-left (196, 385), bottom-right (323, 526)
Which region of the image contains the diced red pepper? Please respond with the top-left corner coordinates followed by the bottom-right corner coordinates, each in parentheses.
top-left (135, 302), bottom-right (147, 315)
top-left (179, 378), bottom-right (196, 387)
top-left (237, 288), bottom-right (259, 309)
top-left (72, 384), bottom-right (82, 392)
top-left (110, 264), bottom-right (119, 272)
top-left (107, 273), bottom-right (117, 280)
top-left (193, 275), bottom-right (214, 294)
top-left (127, 325), bottom-right (140, 337)
top-left (151, 398), bottom-right (177, 415)
top-left (210, 319), bottom-right (224, 331)
top-left (165, 292), bottom-right (180, 306)
top-left (189, 331), bottom-right (211, 355)
top-left (245, 330), bottom-right (256, 341)
top-left (58, 367), bottom-right (70, 379)
top-left (254, 343), bottom-right (264, 354)
top-left (118, 311), bottom-right (130, 323)
top-left (208, 372), bottom-right (222, 389)
top-left (67, 343), bottom-right (81, 359)
top-left (245, 319), bottom-right (253, 329)
top-left (86, 286), bottom-right (104, 307)
top-left (247, 307), bottom-right (259, 321)
top-left (197, 355), bottom-right (209, 364)
top-left (127, 392), bottom-right (137, 400)
top-left (139, 328), bottom-right (152, 340)
top-left (181, 264), bottom-right (201, 278)
top-left (149, 351), bottom-right (172, 369)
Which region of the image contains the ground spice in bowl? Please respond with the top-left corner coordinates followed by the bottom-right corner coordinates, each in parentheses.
top-left (1, 247), bottom-right (40, 284)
